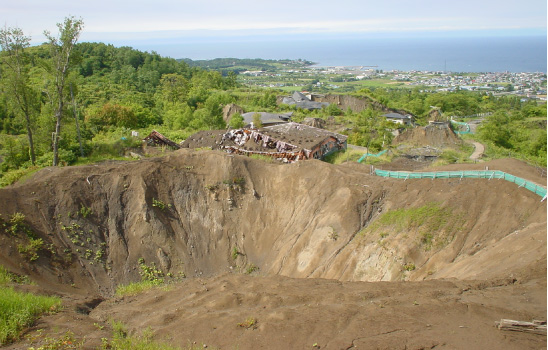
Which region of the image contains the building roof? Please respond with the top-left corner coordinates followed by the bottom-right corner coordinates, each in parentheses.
top-left (383, 113), bottom-right (412, 120)
top-left (260, 122), bottom-right (347, 151)
top-left (281, 91), bottom-right (330, 110)
top-left (241, 112), bottom-right (292, 126)
top-left (292, 91), bottom-right (308, 102)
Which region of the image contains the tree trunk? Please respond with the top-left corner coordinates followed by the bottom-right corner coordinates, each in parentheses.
top-left (24, 113), bottom-right (36, 165)
top-left (52, 101), bottom-right (63, 166)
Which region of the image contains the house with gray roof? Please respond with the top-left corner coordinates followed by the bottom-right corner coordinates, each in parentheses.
top-left (382, 112), bottom-right (414, 125)
top-left (282, 91), bottom-right (330, 110)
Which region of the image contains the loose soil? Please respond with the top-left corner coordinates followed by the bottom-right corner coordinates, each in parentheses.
top-left (0, 151), bottom-right (545, 350)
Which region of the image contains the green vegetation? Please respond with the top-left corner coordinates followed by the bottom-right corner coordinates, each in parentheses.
top-left (101, 321), bottom-right (186, 350)
top-left (7, 212), bottom-right (27, 235)
top-left (100, 320), bottom-right (217, 350)
top-left (477, 108), bottom-right (547, 165)
top-left (364, 202), bottom-right (465, 251)
top-left (0, 266), bottom-right (61, 345)
top-left (231, 247), bottom-right (240, 260)
top-left (249, 154), bottom-right (274, 163)
top-left (26, 330), bottom-right (83, 349)
top-left (17, 237), bottom-right (43, 261)
top-left (152, 198), bottom-right (167, 210)
top-left (78, 205), bottom-right (92, 218)
top-left (237, 317), bottom-right (257, 329)
top-left (0, 18), bottom-right (544, 186)
top-left (403, 263), bottom-right (416, 271)
top-left (115, 258), bottom-right (180, 297)
top-left (245, 263), bottom-right (259, 274)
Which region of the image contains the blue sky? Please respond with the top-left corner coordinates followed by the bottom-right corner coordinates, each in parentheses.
top-left (2, 0), bottom-right (546, 57)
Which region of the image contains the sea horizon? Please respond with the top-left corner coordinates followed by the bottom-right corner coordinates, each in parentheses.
top-left (117, 34), bottom-right (547, 73)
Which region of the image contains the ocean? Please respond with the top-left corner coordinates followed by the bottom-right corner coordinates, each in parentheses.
top-left (133, 35), bottom-right (547, 73)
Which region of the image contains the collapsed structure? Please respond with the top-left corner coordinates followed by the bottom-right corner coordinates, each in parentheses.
top-left (144, 130), bottom-right (181, 149)
top-left (220, 122), bottom-right (347, 162)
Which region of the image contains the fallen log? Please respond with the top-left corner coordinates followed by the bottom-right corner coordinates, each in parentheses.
top-left (495, 319), bottom-right (547, 335)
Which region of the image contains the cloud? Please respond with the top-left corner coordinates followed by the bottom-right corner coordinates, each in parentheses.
top-left (3, 0), bottom-right (546, 45)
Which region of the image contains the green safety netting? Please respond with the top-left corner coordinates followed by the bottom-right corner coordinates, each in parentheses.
top-left (358, 149), bottom-right (388, 163)
top-left (374, 169), bottom-right (547, 199)
top-left (450, 120), bottom-right (472, 134)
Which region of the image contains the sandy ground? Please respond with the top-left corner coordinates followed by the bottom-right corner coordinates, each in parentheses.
top-left (0, 151), bottom-right (545, 350)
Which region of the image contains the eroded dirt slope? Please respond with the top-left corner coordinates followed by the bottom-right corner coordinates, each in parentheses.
top-left (0, 151), bottom-right (545, 349)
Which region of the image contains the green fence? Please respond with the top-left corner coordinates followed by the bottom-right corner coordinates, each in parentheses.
top-left (374, 169), bottom-right (547, 199)
top-left (358, 149), bottom-right (388, 163)
top-left (450, 120), bottom-right (472, 134)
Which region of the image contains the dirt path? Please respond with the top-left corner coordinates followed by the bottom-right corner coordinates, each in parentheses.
top-left (469, 141), bottom-right (485, 161)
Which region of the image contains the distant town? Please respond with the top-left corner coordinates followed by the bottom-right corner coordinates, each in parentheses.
top-left (238, 63), bottom-right (547, 100)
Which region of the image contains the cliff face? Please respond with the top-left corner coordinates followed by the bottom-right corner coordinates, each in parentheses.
top-left (1, 150), bottom-right (545, 350)
top-left (0, 151), bottom-right (544, 297)
top-left (314, 94), bottom-right (412, 117)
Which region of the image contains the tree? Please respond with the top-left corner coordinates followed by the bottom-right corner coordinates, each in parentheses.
top-left (252, 113), bottom-right (262, 128)
top-left (477, 111), bottom-right (512, 148)
top-left (157, 73), bottom-right (189, 104)
top-left (229, 113), bottom-right (244, 129)
top-left (0, 27), bottom-right (39, 164)
top-left (44, 16), bottom-right (84, 166)
top-left (86, 103), bottom-right (138, 129)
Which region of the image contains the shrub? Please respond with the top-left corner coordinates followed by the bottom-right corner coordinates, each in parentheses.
top-left (0, 167), bottom-right (40, 187)
top-left (245, 263), bottom-right (259, 274)
top-left (79, 205), bottom-right (92, 218)
top-left (17, 238), bottom-right (43, 262)
top-left (152, 198), bottom-right (167, 210)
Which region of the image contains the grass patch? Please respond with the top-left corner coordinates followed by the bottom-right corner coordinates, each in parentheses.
top-left (324, 148), bottom-right (393, 165)
top-left (249, 154), bottom-right (274, 163)
top-left (115, 258), bottom-right (176, 297)
top-left (323, 149), bottom-right (364, 164)
top-left (103, 321), bottom-right (211, 350)
top-left (0, 287), bottom-right (61, 345)
top-left (0, 265), bottom-right (13, 286)
top-left (115, 280), bottom-right (163, 298)
top-left (364, 202), bottom-right (465, 251)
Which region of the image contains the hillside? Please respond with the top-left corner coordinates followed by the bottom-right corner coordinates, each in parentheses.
top-left (0, 151), bottom-right (545, 349)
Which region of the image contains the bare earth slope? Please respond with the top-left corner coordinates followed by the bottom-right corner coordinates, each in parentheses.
top-left (0, 151), bottom-right (545, 349)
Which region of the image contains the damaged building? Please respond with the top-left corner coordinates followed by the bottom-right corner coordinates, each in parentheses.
top-left (144, 130), bottom-right (181, 149)
top-left (219, 122), bottom-right (347, 163)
